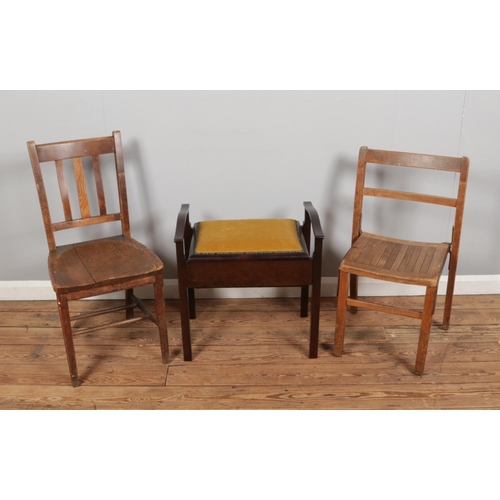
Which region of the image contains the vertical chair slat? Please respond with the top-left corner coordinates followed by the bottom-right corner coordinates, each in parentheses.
top-left (55, 159), bottom-right (73, 221)
top-left (73, 157), bottom-right (90, 218)
top-left (92, 155), bottom-right (107, 215)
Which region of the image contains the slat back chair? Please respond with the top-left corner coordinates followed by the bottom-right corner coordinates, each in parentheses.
top-left (334, 146), bottom-right (469, 375)
top-left (175, 202), bottom-right (324, 361)
top-left (28, 131), bottom-right (168, 387)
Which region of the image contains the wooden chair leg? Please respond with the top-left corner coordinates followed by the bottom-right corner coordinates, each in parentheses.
top-left (442, 260), bottom-right (458, 330)
top-left (431, 287), bottom-right (439, 315)
top-left (56, 294), bottom-right (79, 387)
top-left (414, 286), bottom-right (437, 375)
top-left (349, 273), bottom-right (358, 314)
top-left (333, 270), bottom-right (349, 357)
top-left (125, 288), bottom-right (134, 319)
top-left (300, 285), bottom-right (309, 318)
top-left (188, 287), bottom-right (196, 320)
top-left (154, 274), bottom-right (169, 364)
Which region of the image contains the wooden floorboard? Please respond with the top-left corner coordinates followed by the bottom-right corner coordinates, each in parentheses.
top-left (1, 295), bottom-right (500, 409)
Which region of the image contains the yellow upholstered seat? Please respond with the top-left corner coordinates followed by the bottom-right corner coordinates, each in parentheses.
top-left (194, 219), bottom-right (306, 254)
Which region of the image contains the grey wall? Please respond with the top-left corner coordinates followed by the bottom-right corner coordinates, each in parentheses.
top-left (1, 90), bottom-right (498, 281)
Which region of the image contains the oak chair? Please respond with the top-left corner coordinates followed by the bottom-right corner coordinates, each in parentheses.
top-left (28, 131), bottom-right (169, 387)
top-left (334, 147), bottom-right (469, 375)
top-left (174, 202), bottom-right (324, 360)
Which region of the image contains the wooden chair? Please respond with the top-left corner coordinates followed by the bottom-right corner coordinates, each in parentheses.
top-left (333, 147), bottom-right (469, 375)
top-left (174, 202), bottom-right (324, 360)
top-left (27, 131), bottom-right (169, 387)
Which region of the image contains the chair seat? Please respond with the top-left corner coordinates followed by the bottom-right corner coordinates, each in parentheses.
top-left (192, 218), bottom-right (308, 256)
top-left (340, 232), bottom-right (450, 286)
top-left (48, 235), bottom-right (163, 293)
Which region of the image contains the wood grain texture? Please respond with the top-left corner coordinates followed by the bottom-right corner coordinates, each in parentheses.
top-left (73, 157), bottom-right (90, 219)
top-left (55, 159), bottom-right (73, 220)
top-left (1, 295), bottom-right (500, 409)
top-left (341, 233), bottom-right (450, 286)
top-left (363, 187), bottom-right (457, 207)
top-left (365, 148), bottom-right (463, 172)
top-left (92, 155), bottom-right (107, 215)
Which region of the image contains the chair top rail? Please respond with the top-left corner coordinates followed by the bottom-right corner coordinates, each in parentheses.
top-left (34, 136), bottom-right (115, 163)
top-left (365, 147), bottom-right (465, 172)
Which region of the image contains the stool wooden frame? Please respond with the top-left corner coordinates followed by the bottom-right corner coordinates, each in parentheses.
top-left (28, 131), bottom-right (169, 387)
top-left (333, 147), bottom-right (469, 375)
top-left (174, 202), bottom-right (324, 361)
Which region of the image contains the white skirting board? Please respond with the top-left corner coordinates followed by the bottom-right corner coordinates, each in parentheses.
top-left (0, 275), bottom-right (499, 300)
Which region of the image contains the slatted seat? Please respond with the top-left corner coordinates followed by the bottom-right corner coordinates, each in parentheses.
top-left (28, 131), bottom-right (169, 387)
top-left (334, 147), bottom-right (469, 375)
top-left (175, 203), bottom-right (324, 360)
top-left (341, 233), bottom-right (450, 286)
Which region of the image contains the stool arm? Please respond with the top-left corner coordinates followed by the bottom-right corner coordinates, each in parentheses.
top-left (303, 201), bottom-right (324, 242)
top-left (174, 204), bottom-right (192, 258)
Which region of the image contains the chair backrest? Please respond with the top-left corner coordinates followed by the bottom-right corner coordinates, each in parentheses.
top-left (352, 146), bottom-right (470, 252)
top-left (28, 130), bottom-right (130, 251)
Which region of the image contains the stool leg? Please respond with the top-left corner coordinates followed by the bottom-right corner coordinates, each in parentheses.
top-left (188, 287), bottom-right (196, 319)
top-left (300, 286), bottom-right (309, 317)
top-left (178, 284), bottom-right (193, 361)
top-left (309, 282), bottom-right (320, 358)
